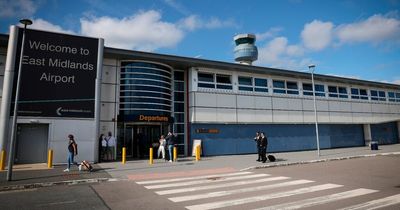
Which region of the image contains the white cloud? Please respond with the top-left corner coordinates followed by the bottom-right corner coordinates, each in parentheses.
top-left (163, 0), bottom-right (190, 16)
top-left (256, 27), bottom-right (283, 41)
top-left (392, 80), bottom-right (400, 85)
top-left (257, 37), bottom-right (309, 70)
top-left (80, 10), bottom-right (184, 51)
top-left (178, 15), bottom-right (237, 31)
top-left (301, 20), bottom-right (334, 51)
top-left (27, 18), bottom-right (75, 34)
top-left (0, 0), bottom-right (37, 18)
top-left (179, 15), bottom-right (202, 31)
top-left (336, 14), bottom-right (400, 44)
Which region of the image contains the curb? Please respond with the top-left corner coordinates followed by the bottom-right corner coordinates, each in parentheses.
top-left (0, 177), bottom-right (124, 192)
top-left (240, 151), bottom-right (400, 171)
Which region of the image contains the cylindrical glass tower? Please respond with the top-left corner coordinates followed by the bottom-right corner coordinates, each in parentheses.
top-left (120, 61), bottom-right (172, 117)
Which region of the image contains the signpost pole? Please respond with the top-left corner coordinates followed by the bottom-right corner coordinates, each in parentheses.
top-left (7, 19), bottom-right (32, 181)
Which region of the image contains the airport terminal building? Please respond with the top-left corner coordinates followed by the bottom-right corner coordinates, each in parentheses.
top-left (0, 27), bottom-right (399, 164)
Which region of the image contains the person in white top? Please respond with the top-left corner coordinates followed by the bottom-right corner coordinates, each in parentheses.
top-left (100, 134), bottom-right (107, 161)
top-left (105, 131), bottom-right (116, 161)
top-left (157, 135), bottom-right (166, 160)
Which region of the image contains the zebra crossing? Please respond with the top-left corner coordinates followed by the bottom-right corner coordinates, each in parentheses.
top-left (135, 171), bottom-right (400, 210)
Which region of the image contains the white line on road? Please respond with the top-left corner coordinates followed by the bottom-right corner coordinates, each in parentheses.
top-left (157, 176), bottom-right (290, 195)
top-left (145, 173), bottom-right (269, 189)
top-left (136, 171), bottom-right (252, 185)
top-left (338, 193), bottom-right (400, 210)
top-left (36, 200), bottom-right (77, 207)
top-left (254, 188), bottom-right (378, 210)
top-left (185, 183), bottom-right (342, 210)
top-left (170, 179), bottom-right (314, 202)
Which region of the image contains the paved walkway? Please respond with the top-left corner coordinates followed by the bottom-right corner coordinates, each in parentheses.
top-left (0, 144), bottom-right (399, 191)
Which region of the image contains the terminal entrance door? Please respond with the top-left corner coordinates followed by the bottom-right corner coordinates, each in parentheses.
top-left (119, 124), bottom-right (169, 159)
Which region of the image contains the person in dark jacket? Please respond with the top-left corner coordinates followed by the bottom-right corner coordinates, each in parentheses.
top-left (254, 132), bottom-right (262, 161)
top-left (165, 132), bottom-right (175, 162)
top-left (260, 132), bottom-right (268, 163)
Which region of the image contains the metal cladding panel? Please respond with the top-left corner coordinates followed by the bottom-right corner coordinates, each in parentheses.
top-left (191, 123), bottom-right (365, 156)
top-left (216, 94), bottom-right (236, 108)
top-left (195, 92), bottom-right (217, 107)
top-left (371, 122), bottom-right (399, 144)
top-left (237, 95), bottom-right (254, 109)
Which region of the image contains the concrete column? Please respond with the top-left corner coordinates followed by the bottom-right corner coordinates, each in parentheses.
top-left (363, 124), bottom-right (372, 146)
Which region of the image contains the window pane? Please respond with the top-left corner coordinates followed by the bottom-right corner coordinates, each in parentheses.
top-left (396, 93), bottom-right (400, 98)
top-left (273, 89), bottom-right (286, 94)
top-left (255, 78), bottom-right (268, 87)
top-left (286, 81), bottom-right (298, 90)
top-left (198, 83), bottom-right (215, 88)
top-left (351, 88), bottom-right (359, 95)
top-left (303, 92), bottom-right (313, 96)
top-left (216, 84), bottom-right (232, 89)
top-left (339, 95), bottom-right (348, 98)
top-left (255, 88), bottom-right (268, 92)
top-left (360, 89), bottom-right (367, 96)
top-left (174, 71), bottom-right (184, 81)
top-left (216, 74), bottom-right (231, 84)
top-left (370, 90), bottom-right (378, 97)
top-left (174, 92), bottom-right (184, 101)
top-left (174, 82), bottom-right (184, 91)
top-left (388, 92), bottom-right (395, 98)
top-left (239, 86), bottom-right (253, 91)
top-left (198, 72), bottom-right (214, 82)
top-left (174, 113), bottom-right (184, 122)
top-left (273, 80), bottom-right (285, 88)
top-left (328, 86), bottom-right (337, 93)
top-left (303, 83), bottom-right (312, 91)
top-left (238, 76), bottom-right (252, 86)
top-left (378, 91), bottom-right (385, 97)
top-left (287, 90), bottom-right (299, 95)
top-left (329, 93), bottom-right (338, 97)
top-left (174, 103), bottom-right (184, 112)
top-left (315, 84), bottom-right (325, 92)
top-left (338, 87), bottom-right (347, 94)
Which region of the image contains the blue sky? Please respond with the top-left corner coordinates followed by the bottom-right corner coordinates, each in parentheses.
top-left (1, 0), bottom-right (400, 84)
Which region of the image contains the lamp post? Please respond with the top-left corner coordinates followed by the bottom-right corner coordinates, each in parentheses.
top-left (7, 19), bottom-right (33, 181)
top-left (308, 64), bottom-right (320, 157)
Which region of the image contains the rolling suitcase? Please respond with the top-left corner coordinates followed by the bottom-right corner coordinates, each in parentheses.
top-left (267, 155), bottom-right (276, 162)
top-left (80, 160), bottom-right (93, 172)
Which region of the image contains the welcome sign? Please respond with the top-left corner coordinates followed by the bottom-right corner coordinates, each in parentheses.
top-left (12, 28), bottom-right (101, 118)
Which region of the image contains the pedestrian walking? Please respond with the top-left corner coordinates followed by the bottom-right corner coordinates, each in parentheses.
top-left (254, 131), bottom-right (261, 161)
top-left (157, 135), bottom-right (166, 160)
top-left (64, 134), bottom-right (79, 172)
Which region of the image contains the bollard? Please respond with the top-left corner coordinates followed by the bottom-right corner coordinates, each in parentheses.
top-left (0, 150), bottom-right (5, 170)
top-left (149, 148), bottom-right (153, 165)
top-left (195, 145), bottom-right (201, 161)
top-left (173, 146), bottom-right (177, 162)
top-left (47, 149), bottom-right (53, 168)
top-left (122, 147), bottom-right (126, 164)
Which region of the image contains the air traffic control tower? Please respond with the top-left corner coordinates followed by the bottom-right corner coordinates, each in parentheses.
top-left (233, 33), bottom-right (258, 65)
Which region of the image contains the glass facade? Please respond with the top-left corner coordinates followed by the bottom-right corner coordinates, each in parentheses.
top-left (120, 61), bottom-right (173, 116)
top-left (173, 71), bottom-right (186, 154)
